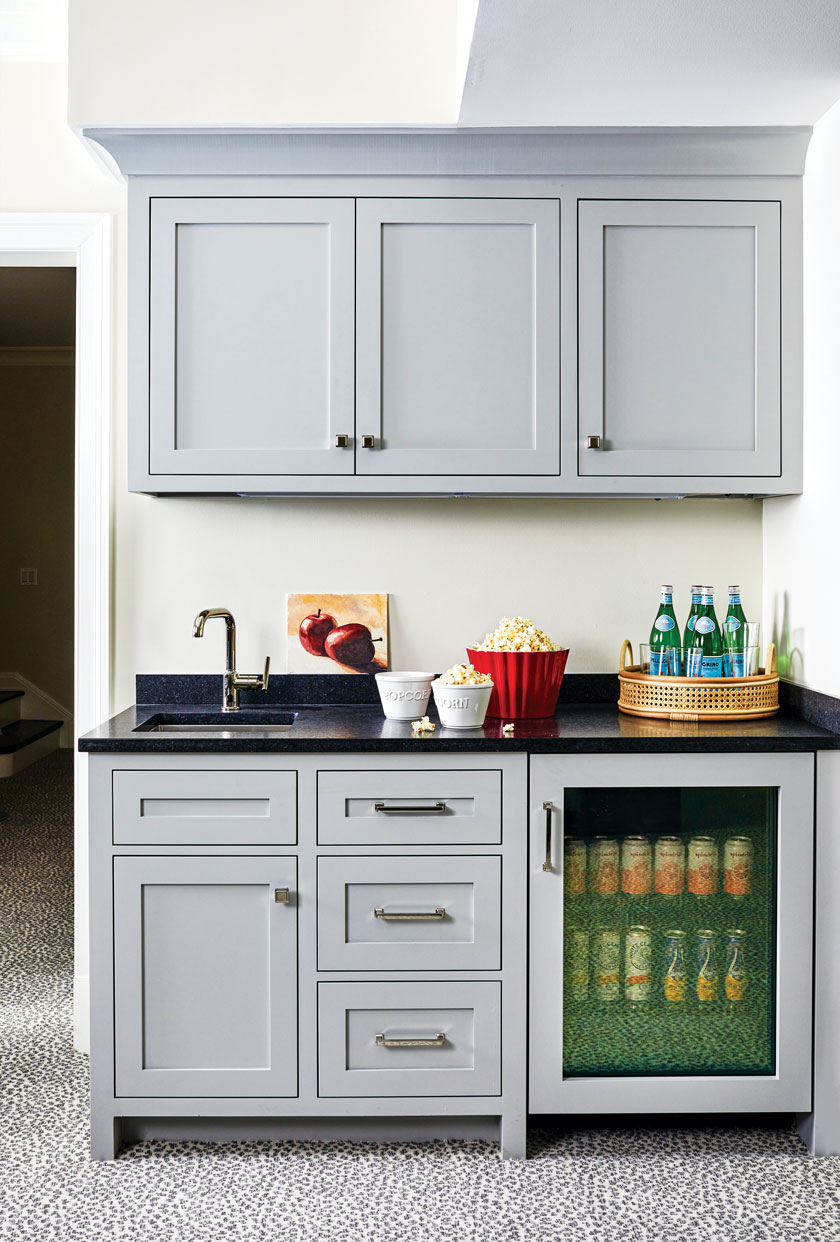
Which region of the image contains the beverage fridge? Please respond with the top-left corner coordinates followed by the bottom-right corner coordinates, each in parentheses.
top-left (529, 754), bottom-right (814, 1114)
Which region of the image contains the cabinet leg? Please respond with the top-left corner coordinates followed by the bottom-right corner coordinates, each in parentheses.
top-left (90, 1115), bottom-right (122, 1161)
top-left (499, 1111), bottom-right (527, 1161)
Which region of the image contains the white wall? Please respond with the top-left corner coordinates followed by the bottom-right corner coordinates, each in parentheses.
top-left (763, 97), bottom-right (840, 695)
top-left (68, 0), bottom-right (458, 127)
top-left (114, 495), bottom-right (762, 703)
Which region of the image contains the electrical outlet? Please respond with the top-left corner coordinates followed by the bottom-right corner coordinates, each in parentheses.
top-left (19, 568), bottom-right (38, 586)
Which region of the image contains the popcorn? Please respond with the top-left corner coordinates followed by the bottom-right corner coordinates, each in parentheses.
top-left (475, 616), bottom-right (559, 653)
top-left (502, 723), bottom-right (515, 736)
top-left (438, 663), bottom-right (492, 686)
top-left (411, 716), bottom-right (436, 734)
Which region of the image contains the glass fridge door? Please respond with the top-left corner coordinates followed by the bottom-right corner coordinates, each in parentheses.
top-left (562, 785), bottom-right (777, 1078)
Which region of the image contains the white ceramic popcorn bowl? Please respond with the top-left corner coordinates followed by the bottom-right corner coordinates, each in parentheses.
top-left (431, 679), bottom-right (494, 729)
top-left (375, 671), bottom-right (435, 720)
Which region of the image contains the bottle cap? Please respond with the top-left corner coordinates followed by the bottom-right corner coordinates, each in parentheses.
top-left (661, 584), bottom-right (673, 592)
top-left (728, 584), bottom-right (741, 592)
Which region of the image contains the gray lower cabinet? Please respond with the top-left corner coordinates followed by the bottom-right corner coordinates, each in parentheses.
top-left (89, 753), bottom-right (527, 1161)
top-left (113, 855), bottom-right (298, 1097)
top-left (578, 199), bottom-right (782, 480)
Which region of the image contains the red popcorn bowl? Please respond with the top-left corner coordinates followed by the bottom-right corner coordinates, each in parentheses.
top-left (465, 648), bottom-right (570, 719)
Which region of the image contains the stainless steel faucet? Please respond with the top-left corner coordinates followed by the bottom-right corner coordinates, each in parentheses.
top-left (192, 608), bottom-right (270, 712)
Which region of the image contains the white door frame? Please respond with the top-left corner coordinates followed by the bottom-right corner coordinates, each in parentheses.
top-left (0, 214), bottom-right (112, 1052)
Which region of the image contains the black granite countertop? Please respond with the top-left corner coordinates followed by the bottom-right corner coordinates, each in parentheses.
top-left (78, 673), bottom-right (840, 754)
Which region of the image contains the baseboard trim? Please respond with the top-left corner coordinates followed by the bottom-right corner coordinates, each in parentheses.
top-left (74, 973), bottom-right (90, 1054)
top-left (121, 1115), bottom-right (500, 1146)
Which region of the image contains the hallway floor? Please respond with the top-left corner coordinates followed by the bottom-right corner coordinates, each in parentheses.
top-left (2, 752), bottom-right (840, 1241)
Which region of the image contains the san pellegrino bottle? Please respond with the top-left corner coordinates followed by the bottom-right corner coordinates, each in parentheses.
top-left (649, 584), bottom-right (681, 675)
top-left (723, 584), bottom-right (748, 677)
top-left (683, 585), bottom-right (703, 647)
top-left (686, 586), bottom-right (724, 677)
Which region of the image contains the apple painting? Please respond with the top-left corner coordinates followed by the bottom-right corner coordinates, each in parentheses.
top-left (298, 609), bottom-right (336, 656)
top-left (287, 593), bottom-right (389, 675)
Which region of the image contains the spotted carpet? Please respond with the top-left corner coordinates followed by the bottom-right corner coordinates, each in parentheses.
top-left (2, 751), bottom-right (840, 1241)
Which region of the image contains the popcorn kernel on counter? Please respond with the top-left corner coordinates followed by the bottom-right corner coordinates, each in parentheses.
top-left (438, 663), bottom-right (492, 686)
top-left (475, 615), bottom-right (559, 653)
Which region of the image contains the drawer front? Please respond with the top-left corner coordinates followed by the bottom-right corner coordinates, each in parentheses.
top-left (317, 855), bottom-right (501, 971)
top-left (317, 769), bottom-right (501, 845)
top-left (318, 981), bottom-right (501, 1097)
top-left (112, 770), bottom-right (297, 845)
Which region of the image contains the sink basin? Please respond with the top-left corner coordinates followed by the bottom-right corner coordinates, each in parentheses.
top-left (134, 711), bottom-right (298, 733)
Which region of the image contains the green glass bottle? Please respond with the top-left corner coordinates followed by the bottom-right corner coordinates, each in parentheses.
top-left (649, 584), bottom-right (681, 676)
top-left (686, 586), bottom-right (724, 678)
top-left (723, 584), bottom-right (748, 677)
top-left (683, 585), bottom-right (703, 648)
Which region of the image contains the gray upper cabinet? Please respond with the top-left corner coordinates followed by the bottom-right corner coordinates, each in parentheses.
top-left (355, 198), bottom-right (560, 477)
top-left (149, 197), bottom-right (355, 477)
top-left (578, 199), bottom-right (782, 480)
top-left (113, 855), bottom-right (298, 1097)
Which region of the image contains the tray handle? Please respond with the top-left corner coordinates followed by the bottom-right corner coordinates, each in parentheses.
top-left (620, 639), bottom-right (634, 671)
top-left (765, 642), bottom-right (777, 675)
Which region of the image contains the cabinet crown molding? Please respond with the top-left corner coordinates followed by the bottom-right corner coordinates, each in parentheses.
top-left (80, 125), bottom-right (813, 181)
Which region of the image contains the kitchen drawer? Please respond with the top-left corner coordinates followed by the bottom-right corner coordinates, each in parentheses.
top-left (112, 769), bottom-right (297, 845)
top-left (317, 769), bottom-right (501, 845)
top-left (317, 855), bottom-right (501, 971)
top-left (318, 981), bottom-right (501, 1097)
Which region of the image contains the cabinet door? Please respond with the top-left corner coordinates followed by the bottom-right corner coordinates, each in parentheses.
top-left (149, 198), bottom-right (354, 476)
top-left (114, 856), bottom-right (297, 1096)
top-left (356, 198), bottom-right (560, 476)
top-left (529, 753), bottom-right (813, 1114)
top-left (578, 199), bottom-right (781, 478)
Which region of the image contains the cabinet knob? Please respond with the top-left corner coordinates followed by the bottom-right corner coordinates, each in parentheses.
top-left (361, 434), bottom-right (376, 449)
top-left (587, 435), bottom-right (602, 449)
top-left (334, 434), bottom-right (349, 448)
top-left (274, 887), bottom-right (291, 904)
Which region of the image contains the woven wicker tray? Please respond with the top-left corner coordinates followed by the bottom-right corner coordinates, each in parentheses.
top-left (618, 639), bottom-right (779, 722)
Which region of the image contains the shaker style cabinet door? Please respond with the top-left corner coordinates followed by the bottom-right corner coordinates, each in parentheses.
top-left (149, 198), bottom-right (354, 476)
top-left (113, 856), bottom-right (298, 1097)
top-left (355, 198), bottom-right (560, 476)
top-left (578, 199), bottom-right (781, 478)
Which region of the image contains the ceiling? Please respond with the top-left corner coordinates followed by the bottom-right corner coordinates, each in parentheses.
top-left (459, 0), bottom-right (840, 126)
top-left (0, 268), bottom-right (76, 347)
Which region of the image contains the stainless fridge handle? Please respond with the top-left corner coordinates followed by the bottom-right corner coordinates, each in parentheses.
top-left (542, 801), bottom-right (553, 872)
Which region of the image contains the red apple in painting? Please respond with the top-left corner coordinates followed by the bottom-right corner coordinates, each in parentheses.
top-left (325, 623), bottom-right (381, 667)
top-left (299, 609), bottom-right (336, 656)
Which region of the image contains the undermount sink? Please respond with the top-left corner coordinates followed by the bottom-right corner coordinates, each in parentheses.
top-left (134, 711), bottom-right (299, 733)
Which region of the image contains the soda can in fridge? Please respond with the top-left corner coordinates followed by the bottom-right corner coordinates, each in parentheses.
top-left (725, 930), bottom-right (748, 1002)
top-left (594, 929), bottom-right (621, 1003)
top-left (664, 930), bottom-right (688, 1003)
top-left (654, 835), bottom-right (685, 896)
top-left (695, 930), bottom-right (719, 1004)
top-left (621, 835), bottom-right (653, 896)
top-left (687, 836), bottom-right (719, 896)
top-left (564, 838), bottom-right (587, 896)
top-left (566, 928), bottom-right (589, 1000)
top-left (723, 836), bottom-right (754, 898)
top-left (624, 926), bottom-right (652, 1002)
top-left (590, 836), bottom-right (620, 895)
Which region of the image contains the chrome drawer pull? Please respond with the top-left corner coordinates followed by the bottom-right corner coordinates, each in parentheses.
top-left (374, 801), bottom-right (446, 815)
top-left (375, 1032), bottom-right (446, 1048)
top-left (374, 906), bottom-right (446, 921)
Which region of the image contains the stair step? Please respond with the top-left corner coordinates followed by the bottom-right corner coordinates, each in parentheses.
top-left (0, 689), bottom-right (24, 728)
top-left (0, 719), bottom-right (62, 754)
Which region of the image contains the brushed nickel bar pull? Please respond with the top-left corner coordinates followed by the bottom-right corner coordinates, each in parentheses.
top-left (374, 907), bottom-right (446, 921)
top-left (374, 801), bottom-right (446, 815)
top-left (375, 1033), bottom-right (445, 1048)
top-left (542, 801), bottom-right (553, 872)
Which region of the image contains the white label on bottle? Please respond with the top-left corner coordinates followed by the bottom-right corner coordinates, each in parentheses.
top-left (694, 617), bottom-right (715, 634)
top-left (654, 616), bottom-right (675, 632)
top-left (725, 617), bottom-right (741, 632)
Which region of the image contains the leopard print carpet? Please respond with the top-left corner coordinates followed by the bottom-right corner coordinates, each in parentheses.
top-left (2, 751), bottom-right (839, 1242)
